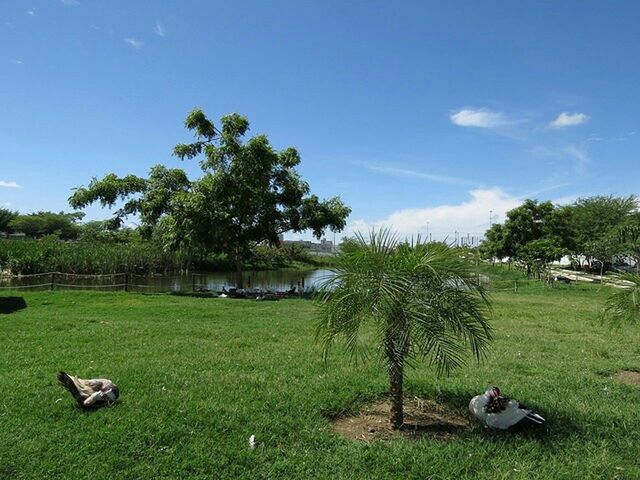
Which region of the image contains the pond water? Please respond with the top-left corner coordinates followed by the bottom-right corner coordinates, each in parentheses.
top-left (182, 268), bottom-right (335, 292)
top-left (0, 268), bottom-right (336, 293)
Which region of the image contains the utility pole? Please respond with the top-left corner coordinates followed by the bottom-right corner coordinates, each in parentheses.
top-left (489, 210), bottom-right (493, 228)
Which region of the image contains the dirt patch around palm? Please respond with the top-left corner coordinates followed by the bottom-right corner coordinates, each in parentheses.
top-left (614, 370), bottom-right (640, 386)
top-left (331, 397), bottom-right (470, 441)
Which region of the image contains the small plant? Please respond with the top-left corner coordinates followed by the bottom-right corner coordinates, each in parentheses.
top-left (316, 229), bottom-right (492, 429)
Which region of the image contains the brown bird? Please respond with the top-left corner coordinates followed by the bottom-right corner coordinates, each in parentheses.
top-left (57, 371), bottom-right (119, 408)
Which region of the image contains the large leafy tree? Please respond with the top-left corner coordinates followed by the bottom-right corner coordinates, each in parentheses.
top-left (479, 223), bottom-right (510, 264)
top-left (70, 110), bottom-right (351, 286)
top-left (617, 214), bottom-right (640, 273)
top-left (317, 230), bottom-right (492, 429)
top-left (568, 195), bottom-right (637, 263)
top-left (518, 237), bottom-right (565, 279)
top-left (502, 199), bottom-right (572, 275)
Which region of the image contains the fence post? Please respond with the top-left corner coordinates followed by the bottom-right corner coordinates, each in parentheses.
top-left (192, 273), bottom-right (196, 292)
top-left (514, 280), bottom-right (518, 293)
top-left (124, 273), bottom-right (129, 292)
top-left (51, 273), bottom-right (55, 291)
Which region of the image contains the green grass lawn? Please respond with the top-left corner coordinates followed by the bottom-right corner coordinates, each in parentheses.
top-left (0, 284), bottom-right (638, 479)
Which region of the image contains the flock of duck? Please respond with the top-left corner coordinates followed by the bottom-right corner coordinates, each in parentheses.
top-left (209, 286), bottom-right (298, 300)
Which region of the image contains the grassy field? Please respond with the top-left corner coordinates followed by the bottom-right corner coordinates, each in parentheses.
top-left (0, 279), bottom-right (638, 479)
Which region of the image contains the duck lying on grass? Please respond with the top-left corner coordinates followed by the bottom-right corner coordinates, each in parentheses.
top-left (57, 371), bottom-right (119, 408)
top-left (470, 386), bottom-right (545, 430)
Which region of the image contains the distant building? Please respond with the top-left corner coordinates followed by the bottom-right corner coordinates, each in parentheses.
top-left (283, 238), bottom-right (335, 255)
top-left (0, 232), bottom-right (26, 240)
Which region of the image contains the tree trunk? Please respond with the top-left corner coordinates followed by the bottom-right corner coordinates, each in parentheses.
top-left (234, 257), bottom-right (244, 289)
top-left (389, 363), bottom-right (404, 429)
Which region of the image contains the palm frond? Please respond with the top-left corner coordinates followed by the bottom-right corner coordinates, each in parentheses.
top-left (316, 227), bottom-right (492, 376)
top-left (602, 273), bottom-right (640, 327)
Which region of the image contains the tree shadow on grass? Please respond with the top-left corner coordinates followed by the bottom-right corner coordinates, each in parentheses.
top-left (329, 386), bottom-right (585, 443)
top-left (0, 296), bottom-right (27, 314)
top-left (409, 386), bottom-right (584, 442)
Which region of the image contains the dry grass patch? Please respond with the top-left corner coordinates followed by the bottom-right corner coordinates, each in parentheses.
top-left (331, 397), bottom-right (470, 441)
top-left (614, 370), bottom-right (640, 386)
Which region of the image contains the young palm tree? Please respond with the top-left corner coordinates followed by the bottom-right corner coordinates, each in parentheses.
top-left (602, 273), bottom-right (640, 327)
top-left (317, 229), bottom-right (492, 429)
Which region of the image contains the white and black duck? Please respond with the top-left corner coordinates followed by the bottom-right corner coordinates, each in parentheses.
top-left (469, 386), bottom-right (545, 430)
top-left (57, 371), bottom-right (119, 408)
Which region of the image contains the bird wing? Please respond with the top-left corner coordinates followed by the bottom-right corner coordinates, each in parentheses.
top-left (57, 372), bottom-right (98, 403)
top-left (485, 400), bottom-right (528, 429)
top-left (83, 390), bottom-right (105, 406)
top-left (469, 394), bottom-right (489, 421)
top-left (512, 399), bottom-right (546, 423)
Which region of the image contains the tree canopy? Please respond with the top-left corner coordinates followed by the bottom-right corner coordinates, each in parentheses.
top-left (70, 109), bottom-right (351, 286)
top-left (0, 208), bottom-right (17, 233)
top-left (8, 211), bottom-right (84, 239)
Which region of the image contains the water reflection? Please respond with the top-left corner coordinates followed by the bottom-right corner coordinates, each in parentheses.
top-left (0, 269), bottom-right (336, 293)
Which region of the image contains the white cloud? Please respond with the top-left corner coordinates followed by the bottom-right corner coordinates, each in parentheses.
top-left (347, 188), bottom-right (522, 240)
top-left (27, 8), bottom-right (36, 16)
top-left (154, 21), bottom-right (165, 37)
top-left (562, 145), bottom-right (590, 175)
top-left (60, 0), bottom-right (81, 5)
top-left (11, 60), bottom-right (23, 65)
top-left (367, 165), bottom-right (474, 186)
top-left (0, 181), bottom-right (21, 188)
top-left (563, 145), bottom-right (589, 165)
top-left (450, 108), bottom-right (510, 128)
top-left (549, 112), bottom-right (589, 128)
top-left (124, 37), bottom-right (144, 49)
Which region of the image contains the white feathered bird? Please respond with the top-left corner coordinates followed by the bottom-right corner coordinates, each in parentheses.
top-left (57, 371), bottom-right (119, 408)
top-left (469, 386), bottom-right (545, 430)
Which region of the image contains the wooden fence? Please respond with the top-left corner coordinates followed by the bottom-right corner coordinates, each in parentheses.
top-left (0, 272), bottom-right (311, 295)
top-left (0, 272), bottom-right (200, 293)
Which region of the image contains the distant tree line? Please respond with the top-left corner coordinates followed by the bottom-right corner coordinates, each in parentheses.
top-left (0, 209), bottom-right (139, 242)
top-left (480, 195), bottom-right (640, 277)
top-left (0, 208), bottom-right (334, 275)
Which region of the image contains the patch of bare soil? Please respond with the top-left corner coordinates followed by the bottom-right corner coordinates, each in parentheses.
top-left (614, 370), bottom-right (640, 386)
top-left (331, 397), bottom-right (470, 441)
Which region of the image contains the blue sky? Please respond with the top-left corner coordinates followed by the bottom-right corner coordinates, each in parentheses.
top-left (1, 1), bottom-right (639, 241)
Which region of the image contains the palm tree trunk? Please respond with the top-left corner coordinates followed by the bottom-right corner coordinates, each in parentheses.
top-left (389, 363), bottom-right (404, 429)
